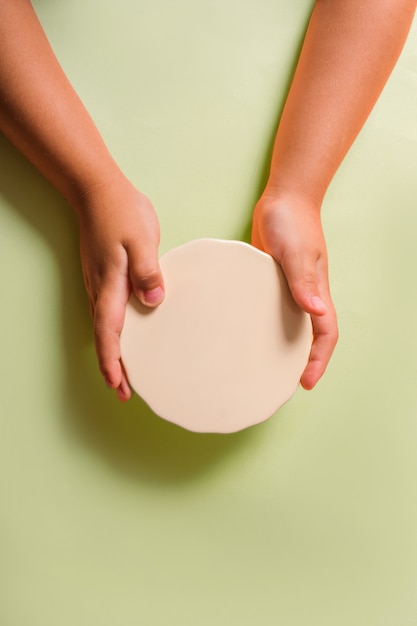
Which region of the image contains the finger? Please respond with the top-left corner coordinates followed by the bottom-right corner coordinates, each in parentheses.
top-left (301, 305), bottom-right (338, 389)
top-left (279, 251), bottom-right (337, 388)
top-left (116, 372), bottom-right (131, 402)
top-left (279, 250), bottom-right (328, 317)
top-left (93, 272), bottom-right (129, 393)
top-left (127, 237), bottom-right (165, 308)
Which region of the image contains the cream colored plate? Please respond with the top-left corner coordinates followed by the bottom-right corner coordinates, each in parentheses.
top-left (120, 239), bottom-right (312, 433)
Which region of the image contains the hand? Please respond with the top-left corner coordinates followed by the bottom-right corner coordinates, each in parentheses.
top-left (251, 193), bottom-right (338, 389)
top-left (76, 173), bottom-right (164, 401)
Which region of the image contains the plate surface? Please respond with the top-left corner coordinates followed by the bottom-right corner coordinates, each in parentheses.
top-left (121, 239), bottom-right (312, 433)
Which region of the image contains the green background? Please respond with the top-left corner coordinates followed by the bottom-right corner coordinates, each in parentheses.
top-left (1, 1), bottom-right (416, 624)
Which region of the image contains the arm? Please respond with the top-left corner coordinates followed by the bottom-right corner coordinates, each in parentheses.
top-left (252, 0), bottom-right (415, 388)
top-left (0, 0), bottom-right (165, 401)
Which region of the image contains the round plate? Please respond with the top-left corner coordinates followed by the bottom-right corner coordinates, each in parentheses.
top-left (120, 239), bottom-right (312, 433)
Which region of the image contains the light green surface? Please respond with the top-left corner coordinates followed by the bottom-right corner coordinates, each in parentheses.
top-left (1, 2), bottom-right (417, 624)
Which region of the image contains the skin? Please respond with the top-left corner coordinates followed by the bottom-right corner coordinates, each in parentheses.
top-left (252, 0), bottom-right (416, 389)
top-left (0, 0), bottom-right (415, 400)
top-left (0, 0), bottom-right (164, 401)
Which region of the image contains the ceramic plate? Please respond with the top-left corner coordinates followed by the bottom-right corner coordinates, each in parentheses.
top-left (120, 239), bottom-right (312, 433)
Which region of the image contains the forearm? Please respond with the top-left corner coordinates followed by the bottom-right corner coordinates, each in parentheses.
top-left (0, 0), bottom-right (121, 210)
top-left (265, 0), bottom-right (415, 206)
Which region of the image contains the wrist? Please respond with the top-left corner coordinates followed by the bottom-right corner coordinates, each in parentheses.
top-left (257, 183), bottom-right (323, 216)
top-left (70, 165), bottom-right (135, 221)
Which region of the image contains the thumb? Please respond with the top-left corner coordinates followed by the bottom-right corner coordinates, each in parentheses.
top-left (128, 240), bottom-right (165, 308)
top-left (280, 252), bottom-right (327, 317)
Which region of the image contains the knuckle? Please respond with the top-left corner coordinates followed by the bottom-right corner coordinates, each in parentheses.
top-left (131, 267), bottom-right (161, 291)
top-left (98, 360), bottom-right (111, 380)
top-left (301, 272), bottom-right (319, 287)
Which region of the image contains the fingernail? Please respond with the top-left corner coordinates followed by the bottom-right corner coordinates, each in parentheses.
top-left (310, 295), bottom-right (326, 311)
top-left (143, 286), bottom-right (164, 305)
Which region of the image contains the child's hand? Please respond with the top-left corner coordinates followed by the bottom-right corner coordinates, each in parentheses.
top-left (76, 174), bottom-right (164, 401)
top-left (252, 193), bottom-right (338, 389)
